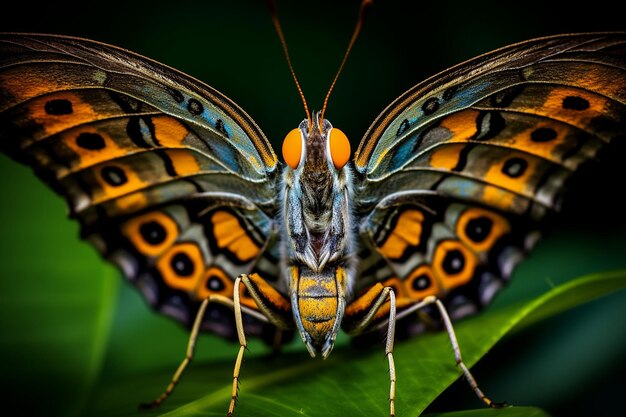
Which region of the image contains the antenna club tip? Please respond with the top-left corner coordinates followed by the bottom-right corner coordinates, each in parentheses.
top-left (361, 0), bottom-right (374, 17)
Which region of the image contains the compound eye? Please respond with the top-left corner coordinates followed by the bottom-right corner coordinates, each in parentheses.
top-left (329, 128), bottom-right (351, 169)
top-left (282, 128), bottom-right (303, 169)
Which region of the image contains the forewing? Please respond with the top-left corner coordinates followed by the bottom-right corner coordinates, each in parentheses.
top-left (0, 33), bottom-right (283, 340)
top-left (353, 33), bottom-right (626, 324)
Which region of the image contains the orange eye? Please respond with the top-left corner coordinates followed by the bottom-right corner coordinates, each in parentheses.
top-left (329, 128), bottom-right (351, 169)
top-left (282, 128), bottom-right (303, 169)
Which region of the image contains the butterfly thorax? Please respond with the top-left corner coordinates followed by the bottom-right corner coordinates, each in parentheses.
top-left (281, 113), bottom-right (354, 358)
top-left (301, 139), bottom-right (334, 254)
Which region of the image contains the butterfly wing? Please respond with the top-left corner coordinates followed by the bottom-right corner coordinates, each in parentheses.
top-left (0, 33), bottom-right (283, 341)
top-left (353, 33), bottom-right (626, 327)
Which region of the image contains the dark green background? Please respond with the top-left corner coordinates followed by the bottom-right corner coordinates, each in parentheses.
top-left (1, 1), bottom-right (625, 416)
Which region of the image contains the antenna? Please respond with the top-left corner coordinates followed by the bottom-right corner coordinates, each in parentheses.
top-left (320, 0), bottom-right (372, 123)
top-left (268, 0), bottom-right (312, 127)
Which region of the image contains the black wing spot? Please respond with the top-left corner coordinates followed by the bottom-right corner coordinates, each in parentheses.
top-left (531, 127), bottom-right (557, 142)
top-left (76, 133), bottom-right (105, 150)
top-left (396, 119), bottom-right (410, 137)
top-left (108, 91), bottom-right (143, 113)
top-left (44, 99), bottom-right (73, 115)
top-left (422, 97), bottom-right (440, 115)
top-left (465, 216), bottom-right (493, 243)
top-left (443, 85), bottom-right (458, 101)
top-left (473, 111), bottom-right (505, 141)
top-left (502, 157), bottom-right (528, 178)
top-left (442, 249), bottom-right (465, 275)
top-left (126, 117), bottom-right (156, 148)
top-left (140, 221), bottom-right (167, 245)
top-left (452, 143), bottom-right (475, 172)
top-left (490, 85), bottom-right (525, 107)
top-left (101, 166), bottom-right (128, 186)
top-left (216, 119), bottom-right (229, 138)
top-left (412, 274), bottom-right (431, 291)
top-left (171, 252), bottom-right (195, 277)
top-left (206, 276), bottom-right (226, 291)
top-left (155, 149), bottom-right (178, 177)
top-left (166, 87), bottom-right (185, 104)
top-left (562, 96), bottom-right (590, 111)
top-left (187, 98), bottom-right (204, 115)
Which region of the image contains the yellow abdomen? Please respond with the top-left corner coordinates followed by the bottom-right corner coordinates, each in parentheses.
top-left (291, 266), bottom-right (346, 354)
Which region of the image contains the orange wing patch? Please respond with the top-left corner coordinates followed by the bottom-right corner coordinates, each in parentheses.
top-left (498, 121), bottom-right (573, 163)
top-left (196, 266), bottom-right (235, 301)
top-left (79, 148), bottom-right (209, 211)
top-left (114, 191), bottom-right (149, 212)
top-left (1, 69), bottom-right (61, 105)
top-left (529, 87), bottom-right (609, 134)
top-left (19, 91), bottom-right (131, 145)
top-left (345, 281), bottom-right (415, 325)
top-left (158, 246), bottom-right (249, 303)
top-left (378, 209), bottom-right (424, 260)
top-left (371, 278), bottom-right (417, 321)
top-left (439, 109), bottom-right (480, 140)
top-left (94, 162), bottom-right (148, 204)
top-left (456, 207), bottom-right (511, 253)
top-left (432, 240), bottom-right (477, 290)
top-left (528, 62), bottom-right (624, 104)
top-left (28, 92), bottom-right (99, 138)
top-left (242, 272), bottom-right (290, 313)
top-left (345, 283), bottom-right (384, 318)
top-left (60, 126), bottom-right (127, 172)
top-left (157, 242), bottom-right (204, 293)
top-left (152, 116), bottom-right (189, 147)
top-left (430, 143), bottom-right (463, 170)
top-left (0, 64), bottom-right (107, 110)
top-left (165, 149), bottom-right (201, 175)
top-left (405, 265), bottom-right (440, 299)
top-left (211, 210), bottom-right (260, 262)
top-left (122, 211), bottom-right (179, 257)
top-left (483, 151), bottom-right (539, 195)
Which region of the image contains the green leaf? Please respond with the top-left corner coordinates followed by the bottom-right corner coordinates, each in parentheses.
top-left (84, 270), bottom-right (626, 417)
top-left (424, 406), bottom-right (552, 417)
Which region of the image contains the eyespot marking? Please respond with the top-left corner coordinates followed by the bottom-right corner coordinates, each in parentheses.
top-left (122, 211), bottom-right (179, 257)
top-left (422, 97), bottom-right (439, 115)
top-left (442, 249), bottom-right (465, 275)
top-left (396, 119), bottom-right (410, 137)
top-left (76, 132), bottom-right (106, 150)
top-left (44, 99), bottom-right (73, 115)
top-left (101, 165), bottom-right (128, 186)
top-left (171, 252), bottom-right (195, 277)
top-left (187, 98), bottom-right (204, 115)
top-left (562, 95), bottom-right (590, 111)
top-left (502, 157), bottom-right (528, 178)
top-left (530, 127), bottom-right (557, 143)
top-left (139, 221), bottom-right (166, 245)
top-left (433, 240), bottom-right (476, 288)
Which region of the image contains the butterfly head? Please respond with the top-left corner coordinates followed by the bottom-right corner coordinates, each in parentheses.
top-left (282, 111), bottom-right (351, 173)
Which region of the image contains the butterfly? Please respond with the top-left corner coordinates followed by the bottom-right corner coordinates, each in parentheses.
top-left (1, 7), bottom-right (625, 415)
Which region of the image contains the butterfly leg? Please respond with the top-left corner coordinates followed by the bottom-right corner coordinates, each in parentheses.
top-left (385, 296), bottom-right (506, 409)
top-left (344, 283), bottom-right (398, 417)
top-left (140, 294), bottom-right (267, 410)
top-left (228, 273), bottom-right (293, 416)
